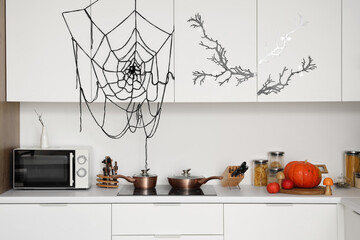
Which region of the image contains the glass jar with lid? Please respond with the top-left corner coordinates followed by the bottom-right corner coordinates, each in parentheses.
top-left (354, 172), bottom-right (360, 189)
top-left (268, 168), bottom-right (283, 184)
top-left (345, 151), bottom-right (360, 187)
top-left (269, 151), bottom-right (284, 170)
top-left (253, 159), bottom-right (268, 186)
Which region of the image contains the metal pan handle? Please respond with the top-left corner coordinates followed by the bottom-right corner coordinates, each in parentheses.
top-left (197, 176), bottom-right (223, 185)
top-left (113, 175), bottom-right (136, 183)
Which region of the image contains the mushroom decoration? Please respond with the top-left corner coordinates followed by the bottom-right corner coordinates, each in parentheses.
top-left (323, 178), bottom-right (334, 196)
top-left (276, 172), bottom-right (285, 189)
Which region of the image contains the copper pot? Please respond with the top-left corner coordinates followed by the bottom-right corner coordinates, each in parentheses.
top-left (114, 169), bottom-right (157, 189)
top-left (168, 169), bottom-right (223, 189)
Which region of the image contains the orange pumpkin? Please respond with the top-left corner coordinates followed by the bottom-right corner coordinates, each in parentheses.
top-left (284, 160), bottom-right (321, 188)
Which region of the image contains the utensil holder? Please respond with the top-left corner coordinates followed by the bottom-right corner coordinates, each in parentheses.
top-left (96, 174), bottom-right (119, 188)
top-left (221, 166), bottom-right (245, 188)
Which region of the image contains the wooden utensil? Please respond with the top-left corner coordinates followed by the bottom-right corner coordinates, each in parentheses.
top-left (96, 174), bottom-right (119, 188)
top-left (279, 186), bottom-right (326, 195)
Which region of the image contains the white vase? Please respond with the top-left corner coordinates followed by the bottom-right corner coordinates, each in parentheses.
top-left (40, 126), bottom-right (49, 149)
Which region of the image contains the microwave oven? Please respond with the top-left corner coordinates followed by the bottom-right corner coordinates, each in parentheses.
top-left (13, 148), bottom-right (90, 189)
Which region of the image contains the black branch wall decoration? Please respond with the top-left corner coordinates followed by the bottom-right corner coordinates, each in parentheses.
top-left (257, 56), bottom-right (317, 96)
top-left (188, 13), bottom-right (255, 86)
top-left (63, 0), bottom-right (174, 170)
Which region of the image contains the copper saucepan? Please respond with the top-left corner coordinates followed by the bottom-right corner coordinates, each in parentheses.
top-left (114, 169), bottom-right (157, 189)
top-left (168, 169), bottom-right (223, 189)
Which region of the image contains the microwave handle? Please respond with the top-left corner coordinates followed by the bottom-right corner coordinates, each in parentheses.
top-left (69, 152), bottom-right (74, 187)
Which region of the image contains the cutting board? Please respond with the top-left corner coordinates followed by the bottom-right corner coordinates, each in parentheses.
top-left (279, 186), bottom-right (326, 195)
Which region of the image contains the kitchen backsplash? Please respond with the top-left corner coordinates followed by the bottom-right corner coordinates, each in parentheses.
top-left (20, 102), bottom-right (360, 185)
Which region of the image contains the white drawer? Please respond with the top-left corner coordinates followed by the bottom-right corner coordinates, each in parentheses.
top-left (113, 236), bottom-right (223, 240)
top-left (224, 204), bottom-right (338, 240)
top-left (112, 204), bottom-right (223, 235)
top-left (0, 204), bottom-right (111, 240)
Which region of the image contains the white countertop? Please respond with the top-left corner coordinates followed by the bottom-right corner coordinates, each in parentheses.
top-left (1, 185), bottom-right (360, 205)
top-left (341, 197), bottom-right (360, 213)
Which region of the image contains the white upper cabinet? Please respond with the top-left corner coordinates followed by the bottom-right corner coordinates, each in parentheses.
top-left (342, 0), bottom-right (360, 101)
top-left (6, 0), bottom-right (92, 102)
top-left (175, 0), bottom-right (257, 102)
top-left (6, 0), bottom-right (174, 102)
top-left (257, 0), bottom-right (341, 102)
top-left (6, 0), bottom-right (352, 103)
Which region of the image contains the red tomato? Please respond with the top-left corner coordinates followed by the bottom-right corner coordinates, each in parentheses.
top-left (282, 179), bottom-right (295, 190)
top-left (266, 182), bottom-right (280, 194)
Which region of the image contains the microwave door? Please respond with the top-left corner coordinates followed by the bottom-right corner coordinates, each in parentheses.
top-left (14, 151), bottom-right (75, 189)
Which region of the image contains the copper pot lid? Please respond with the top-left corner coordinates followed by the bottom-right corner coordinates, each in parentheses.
top-left (168, 169), bottom-right (204, 180)
top-left (133, 169), bottom-right (157, 178)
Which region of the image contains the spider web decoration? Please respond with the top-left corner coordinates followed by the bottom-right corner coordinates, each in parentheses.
top-left (63, 0), bottom-right (174, 169)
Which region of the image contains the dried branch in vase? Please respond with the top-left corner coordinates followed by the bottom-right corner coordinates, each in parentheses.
top-left (188, 13), bottom-right (255, 86)
top-left (257, 56), bottom-right (317, 96)
top-left (34, 109), bottom-right (44, 127)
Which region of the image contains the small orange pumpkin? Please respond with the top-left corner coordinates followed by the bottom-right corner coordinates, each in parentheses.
top-left (284, 160), bottom-right (321, 188)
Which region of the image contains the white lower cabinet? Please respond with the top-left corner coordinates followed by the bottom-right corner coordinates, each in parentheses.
top-left (0, 202), bottom-right (343, 240)
top-left (112, 204), bottom-right (223, 237)
top-left (344, 206), bottom-right (360, 240)
top-left (224, 204), bottom-right (338, 240)
top-left (113, 236), bottom-right (223, 240)
top-left (0, 204), bottom-right (111, 240)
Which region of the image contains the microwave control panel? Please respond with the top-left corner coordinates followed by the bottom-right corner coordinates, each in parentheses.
top-left (75, 149), bottom-right (90, 189)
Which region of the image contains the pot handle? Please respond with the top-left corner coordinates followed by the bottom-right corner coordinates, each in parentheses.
top-left (197, 176), bottom-right (223, 185)
top-left (112, 175), bottom-right (136, 183)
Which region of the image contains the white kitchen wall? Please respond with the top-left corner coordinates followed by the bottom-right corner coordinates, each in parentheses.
top-left (20, 102), bottom-right (360, 185)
